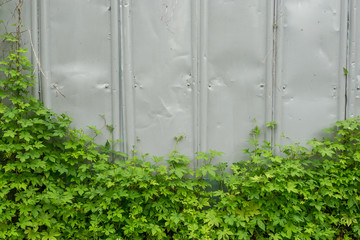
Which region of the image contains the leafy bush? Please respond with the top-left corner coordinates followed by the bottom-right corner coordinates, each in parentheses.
top-left (1, 30), bottom-right (360, 240)
top-left (216, 121), bottom-right (360, 240)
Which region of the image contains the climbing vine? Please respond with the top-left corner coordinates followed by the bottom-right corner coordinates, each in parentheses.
top-left (1, 1), bottom-right (360, 239)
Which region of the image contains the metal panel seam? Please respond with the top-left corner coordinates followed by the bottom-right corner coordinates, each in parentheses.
top-left (273, 0), bottom-right (282, 146)
top-left (339, 0), bottom-right (350, 120)
top-left (266, 0), bottom-right (276, 145)
top-left (191, 0), bottom-right (200, 168)
top-left (30, 0), bottom-right (41, 100)
top-left (120, 0), bottom-right (135, 154)
top-left (344, 0), bottom-right (351, 119)
top-left (199, 0), bottom-right (208, 154)
top-left (110, 0), bottom-right (123, 155)
top-left (39, 0), bottom-right (51, 109)
top-left (348, 0), bottom-right (357, 118)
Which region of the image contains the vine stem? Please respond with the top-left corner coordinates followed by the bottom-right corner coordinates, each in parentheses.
top-left (16, 0), bottom-right (22, 48)
top-left (14, 0), bottom-right (22, 94)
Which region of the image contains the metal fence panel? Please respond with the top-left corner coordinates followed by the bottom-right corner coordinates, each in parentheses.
top-left (275, 0), bottom-right (347, 145)
top-left (38, 0), bottom-right (114, 143)
top-left (1, 0), bottom-right (358, 162)
top-left (204, 0), bottom-right (274, 164)
top-left (121, 0), bottom-right (196, 158)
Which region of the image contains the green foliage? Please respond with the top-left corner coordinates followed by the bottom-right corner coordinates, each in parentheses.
top-left (266, 121), bottom-right (277, 129)
top-left (1, 30), bottom-right (360, 240)
top-left (221, 120), bottom-right (360, 240)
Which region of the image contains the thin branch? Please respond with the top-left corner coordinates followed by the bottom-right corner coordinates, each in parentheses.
top-left (0, 0), bottom-right (12, 7)
top-left (28, 29), bottom-right (66, 98)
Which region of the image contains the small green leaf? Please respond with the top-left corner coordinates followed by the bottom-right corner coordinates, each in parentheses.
top-left (4, 130), bottom-right (16, 138)
top-left (266, 121), bottom-right (277, 128)
top-left (257, 219), bottom-right (266, 231)
top-left (174, 168), bottom-right (185, 178)
top-left (105, 140), bottom-right (110, 150)
top-left (0, 103), bottom-right (6, 113)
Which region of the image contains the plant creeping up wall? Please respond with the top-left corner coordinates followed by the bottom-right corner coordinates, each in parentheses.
top-left (1, 26), bottom-right (360, 240)
top-left (1, 1), bottom-right (360, 239)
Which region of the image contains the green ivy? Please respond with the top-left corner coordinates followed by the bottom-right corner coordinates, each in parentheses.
top-left (1, 29), bottom-right (360, 240)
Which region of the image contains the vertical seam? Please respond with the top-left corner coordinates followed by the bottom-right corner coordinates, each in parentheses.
top-left (344, 0), bottom-right (350, 119)
top-left (191, 0), bottom-right (200, 168)
top-left (110, 0), bottom-right (122, 156)
top-left (271, 0), bottom-right (278, 146)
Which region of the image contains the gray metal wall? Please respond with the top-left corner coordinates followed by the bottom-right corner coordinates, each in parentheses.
top-left (1, 0), bottom-right (360, 165)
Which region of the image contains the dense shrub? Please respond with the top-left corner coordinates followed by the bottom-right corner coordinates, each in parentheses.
top-left (1, 31), bottom-right (360, 240)
top-left (215, 122), bottom-right (360, 239)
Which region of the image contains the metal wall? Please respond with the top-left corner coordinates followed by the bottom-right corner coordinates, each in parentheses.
top-left (1, 0), bottom-right (359, 165)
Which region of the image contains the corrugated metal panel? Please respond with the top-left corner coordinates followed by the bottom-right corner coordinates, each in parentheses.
top-left (121, 0), bottom-right (195, 158)
top-left (205, 0), bottom-right (274, 164)
top-left (38, 0), bottom-right (114, 143)
top-left (275, 0), bottom-right (348, 145)
top-left (120, 0), bottom-right (274, 163)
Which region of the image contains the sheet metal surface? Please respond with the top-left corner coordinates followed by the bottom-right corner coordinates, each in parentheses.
top-left (275, 0), bottom-right (347, 145)
top-left (1, 0), bottom-right (359, 163)
top-left (39, 0), bottom-right (114, 143)
top-left (122, 0), bottom-right (195, 158)
top-left (205, 0), bottom-right (274, 164)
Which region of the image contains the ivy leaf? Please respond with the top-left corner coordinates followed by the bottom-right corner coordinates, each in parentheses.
top-left (224, 215), bottom-right (236, 226)
top-left (205, 210), bottom-right (220, 227)
top-left (266, 121), bottom-right (278, 128)
top-left (174, 168), bottom-right (185, 179)
top-left (0, 103), bottom-right (6, 113)
top-left (19, 131), bottom-right (33, 142)
top-left (170, 212), bottom-right (184, 225)
top-left (286, 182), bottom-right (298, 193)
top-left (4, 130), bottom-right (16, 138)
top-left (257, 219), bottom-right (266, 231)
top-left (318, 147), bottom-right (334, 157)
